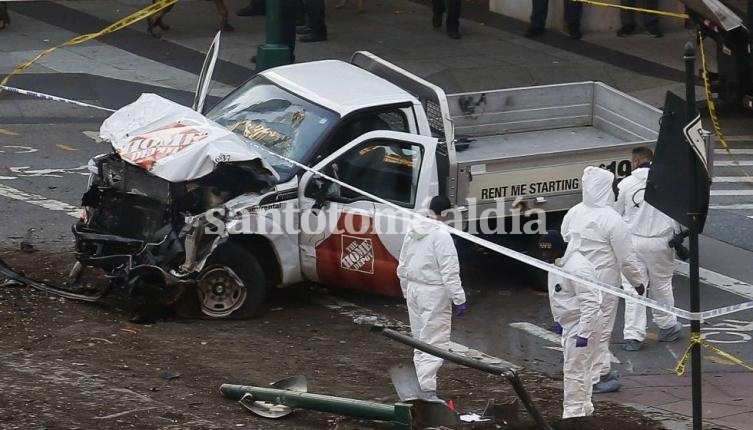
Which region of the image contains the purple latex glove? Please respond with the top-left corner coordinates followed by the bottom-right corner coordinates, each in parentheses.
top-left (453, 302), bottom-right (467, 317)
top-left (554, 322), bottom-right (563, 335)
top-left (575, 336), bottom-right (588, 348)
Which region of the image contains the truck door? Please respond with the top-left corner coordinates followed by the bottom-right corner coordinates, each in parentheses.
top-left (193, 31), bottom-right (221, 113)
top-left (299, 131), bottom-right (438, 297)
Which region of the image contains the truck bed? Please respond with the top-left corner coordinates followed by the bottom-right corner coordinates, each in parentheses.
top-left (455, 126), bottom-right (626, 164)
top-left (447, 82), bottom-right (662, 214)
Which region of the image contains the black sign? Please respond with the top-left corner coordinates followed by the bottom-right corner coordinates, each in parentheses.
top-left (645, 92), bottom-right (712, 232)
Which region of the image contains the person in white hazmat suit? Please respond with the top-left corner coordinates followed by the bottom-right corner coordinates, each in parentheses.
top-left (561, 166), bottom-right (646, 394)
top-left (397, 195), bottom-right (467, 401)
top-left (616, 147), bottom-right (684, 351)
top-left (540, 230), bottom-right (602, 419)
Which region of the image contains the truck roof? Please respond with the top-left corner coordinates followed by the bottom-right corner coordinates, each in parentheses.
top-left (261, 60), bottom-right (417, 117)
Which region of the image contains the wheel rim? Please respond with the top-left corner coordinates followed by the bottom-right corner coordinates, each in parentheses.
top-left (196, 266), bottom-right (247, 318)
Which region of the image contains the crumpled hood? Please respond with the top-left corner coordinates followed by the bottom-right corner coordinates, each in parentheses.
top-left (407, 216), bottom-right (440, 240)
top-left (581, 166), bottom-right (615, 208)
top-left (100, 94), bottom-right (279, 183)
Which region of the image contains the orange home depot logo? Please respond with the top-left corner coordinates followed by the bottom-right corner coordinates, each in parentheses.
top-left (118, 122), bottom-right (208, 169)
top-left (340, 235), bottom-right (375, 274)
top-left (316, 213), bottom-right (401, 297)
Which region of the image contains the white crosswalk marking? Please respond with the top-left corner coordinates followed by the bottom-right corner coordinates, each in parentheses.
top-left (0, 184), bottom-right (80, 218)
top-left (710, 190), bottom-right (753, 196)
top-left (713, 176), bottom-right (753, 183)
top-left (714, 161), bottom-right (753, 166)
top-left (714, 149), bottom-right (753, 155)
top-left (710, 204), bottom-right (753, 210)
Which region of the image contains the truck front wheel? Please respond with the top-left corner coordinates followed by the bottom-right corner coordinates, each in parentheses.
top-left (178, 242), bottom-right (268, 319)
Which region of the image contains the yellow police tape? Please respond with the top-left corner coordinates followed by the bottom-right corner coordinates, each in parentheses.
top-left (697, 29), bottom-right (752, 179)
top-left (675, 332), bottom-right (753, 376)
top-left (0, 0), bottom-right (179, 90)
top-left (571, 0), bottom-right (689, 20)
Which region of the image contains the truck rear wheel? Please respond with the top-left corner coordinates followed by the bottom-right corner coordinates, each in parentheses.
top-left (177, 242), bottom-right (268, 319)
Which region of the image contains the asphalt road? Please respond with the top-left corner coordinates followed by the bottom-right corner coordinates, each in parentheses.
top-left (2, 60), bottom-right (753, 424)
top-left (2, 74), bottom-right (753, 379)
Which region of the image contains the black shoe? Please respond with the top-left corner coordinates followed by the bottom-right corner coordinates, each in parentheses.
top-left (299, 33), bottom-right (327, 43)
top-left (296, 25), bottom-right (312, 35)
top-left (568, 24), bottom-right (582, 40)
top-left (250, 55), bottom-right (257, 63)
top-left (236, 5), bottom-right (264, 16)
top-left (432, 13), bottom-right (442, 29)
top-left (616, 24), bottom-right (635, 37)
top-left (648, 27), bottom-right (663, 38)
top-left (447, 29), bottom-right (461, 39)
top-left (524, 26), bottom-right (544, 38)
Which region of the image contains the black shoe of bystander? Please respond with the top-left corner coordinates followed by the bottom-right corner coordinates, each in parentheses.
top-left (524, 26), bottom-right (545, 38)
top-left (568, 24), bottom-right (582, 40)
top-left (616, 24), bottom-right (635, 37)
top-left (299, 33), bottom-right (327, 43)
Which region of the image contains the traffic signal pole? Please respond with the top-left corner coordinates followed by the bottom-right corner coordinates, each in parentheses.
top-left (684, 41), bottom-right (703, 430)
top-left (256, 0), bottom-right (292, 72)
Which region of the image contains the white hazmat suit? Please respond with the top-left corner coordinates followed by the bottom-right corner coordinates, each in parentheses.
top-left (548, 237), bottom-right (602, 418)
top-left (616, 166), bottom-right (681, 342)
top-left (397, 217), bottom-right (466, 393)
top-left (561, 167), bottom-right (646, 385)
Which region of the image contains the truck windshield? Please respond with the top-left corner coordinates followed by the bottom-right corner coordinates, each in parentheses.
top-left (206, 76), bottom-right (338, 181)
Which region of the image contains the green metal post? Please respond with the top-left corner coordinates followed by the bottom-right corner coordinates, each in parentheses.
top-left (220, 384), bottom-right (412, 429)
top-left (256, 0), bottom-right (292, 72)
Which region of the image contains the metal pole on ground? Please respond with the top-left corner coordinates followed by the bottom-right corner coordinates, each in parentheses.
top-left (256, 0), bottom-right (292, 72)
top-left (683, 41), bottom-right (702, 430)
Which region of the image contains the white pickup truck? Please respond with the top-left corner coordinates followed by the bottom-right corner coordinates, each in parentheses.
top-left (72, 49), bottom-right (661, 319)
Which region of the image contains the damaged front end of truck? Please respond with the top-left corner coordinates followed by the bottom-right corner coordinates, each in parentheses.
top-left (71, 94), bottom-right (279, 319)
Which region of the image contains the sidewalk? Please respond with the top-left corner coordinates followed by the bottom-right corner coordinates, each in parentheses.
top-left (602, 372), bottom-right (753, 429)
top-left (2, 1), bottom-right (751, 429)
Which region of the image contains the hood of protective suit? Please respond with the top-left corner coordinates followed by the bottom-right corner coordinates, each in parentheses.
top-left (631, 166), bottom-right (649, 181)
top-left (407, 216), bottom-right (441, 240)
top-left (581, 166), bottom-right (615, 208)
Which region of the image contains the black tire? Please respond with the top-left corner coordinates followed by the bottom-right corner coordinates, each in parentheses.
top-left (176, 242), bottom-right (268, 319)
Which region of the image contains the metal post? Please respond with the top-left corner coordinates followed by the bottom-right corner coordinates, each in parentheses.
top-left (375, 326), bottom-right (553, 430)
top-left (684, 41), bottom-right (703, 430)
top-left (219, 384), bottom-right (412, 429)
top-left (256, 0), bottom-right (292, 72)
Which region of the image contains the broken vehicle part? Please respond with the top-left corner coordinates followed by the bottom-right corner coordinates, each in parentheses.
top-left (0, 258), bottom-right (108, 302)
top-left (73, 95), bottom-right (279, 319)
top-left (220, 376), bottom-right (418, 429)
top-left (374, 326), bottom-right (554, 430)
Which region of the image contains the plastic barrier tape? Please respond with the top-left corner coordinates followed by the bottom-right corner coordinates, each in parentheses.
top-left (0, 84), bottom-right (116, 112)
top-left (675, 332), bottom-right (753, 375)
top-left (0, 0), bottom-right (179, 90)
top-left (571, 0), bottom-right (688, 20)
top-left (7, 87), bottom-right (753, 322)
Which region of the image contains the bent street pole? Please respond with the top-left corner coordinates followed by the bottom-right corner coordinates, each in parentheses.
top-left (375, 326), bottom-right (554, 430)
top-left (256, 0), bottom-right (292, 72)
top-left (684, 41), bottom-right (702, 430)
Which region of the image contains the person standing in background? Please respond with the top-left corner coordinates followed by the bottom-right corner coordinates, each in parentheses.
top-left (616, 147), bottom-right (682, 351)
top-left (0, 3), bottom-right (9, 30)
top-left (561, 166), bottom-right (647, 394)
top-left (524, 0), bottom-right (583, 40)
top-left (617, 0), bottom-right (662, 37)
top-left (432, 0), bottom-right (461, 39)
